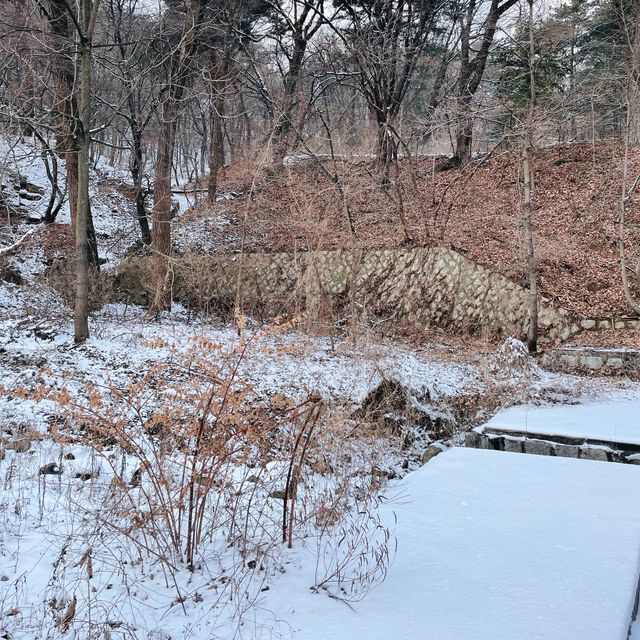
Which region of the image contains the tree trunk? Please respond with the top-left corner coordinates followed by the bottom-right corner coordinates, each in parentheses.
top-left (451, 94), bottom-right (473, 167)
top-left (522, 143), bottom-right (537, 352)
top-left (151, 100), bottom-right (179, 311)
top-left (46, 0), bottom-right (99, 267)
top-left (130, 123), bottom-right (151, 244)
top-left (149, 0), bottom-right (206, 312)
top-left (271, 35), bottom-right (306, 167)
top-left (207, 93), bottom-right (225, 203)
top-left (74, 0), bottom-right (95, 343)
top-left (523, 0), bottom-right (538, 354)
top-left (374, 112), bottom-right (398, 179)
top-left (451, 0), bottom-right (518, 165)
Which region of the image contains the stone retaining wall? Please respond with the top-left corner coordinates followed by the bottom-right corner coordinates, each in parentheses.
top-left (465, 430), bottom-right (640, 464)
top-left (579, 317), bottom-right (640, 331)
top-left (541, 347), bottom-right (640, 374)
top-left (118, 247), bottom-right (580, 342)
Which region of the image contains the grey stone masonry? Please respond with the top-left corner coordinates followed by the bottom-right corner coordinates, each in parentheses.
top-left (541, 347), bottom-right (640, 374)
top-left (119, 247), bottom-right (581, 343)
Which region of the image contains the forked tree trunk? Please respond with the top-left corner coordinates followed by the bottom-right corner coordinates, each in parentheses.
top-left (451, 0), bottom-right (518, 166)
top-left (271, 35), bottom-right (307, 167)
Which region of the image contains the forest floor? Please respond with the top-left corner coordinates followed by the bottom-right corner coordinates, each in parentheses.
top-left (2, 137), bottom-right (640, 639)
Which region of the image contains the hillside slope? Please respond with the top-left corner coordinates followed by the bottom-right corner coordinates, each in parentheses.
top-left (193, 141), bottom-right (640, 318)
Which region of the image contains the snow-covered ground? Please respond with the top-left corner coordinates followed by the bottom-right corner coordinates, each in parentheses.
top-left (4, 136), bottom-right (640, 640)
top-left (4, 445), bottom-right (640, 640)
top-left (480, 398), bottom-right (640, 446)
top-left (262, 447), bottom-right (640, 640)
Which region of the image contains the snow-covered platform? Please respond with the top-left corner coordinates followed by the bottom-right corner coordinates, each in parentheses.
top-left (468, 399), bottom-right (640, 462)
top-left (272, 448), bottom-right (640, 640)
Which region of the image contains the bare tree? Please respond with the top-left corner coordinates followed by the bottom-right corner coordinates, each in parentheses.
top-left (450, 0), bottom-right (518, 167)
top-left (333, 0), bottom-right (448, 172)
top-left (150, 0), bottom-right (208, 312)
top-left (618, 0), bottom-right (640, 314)
top-left (267, 0), bottom-right (326, 166)
top-left (39, 0), bottom-right (100, 267)
top-left (75, 0), bottom-right (102, 342)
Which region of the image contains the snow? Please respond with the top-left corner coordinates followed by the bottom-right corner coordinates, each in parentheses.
top-left (0, 302), bottom-right (484, 433)
top-left (263, 448), bottom-right (640, 640)
top-left (481, 398), bottom-right (640, 446)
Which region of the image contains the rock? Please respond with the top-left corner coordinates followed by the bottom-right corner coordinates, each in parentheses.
top-left (488, 338), bottom-right (539, 380)
top-left (553, 444), bottom-right (580, 458)
top-left (39, 462), bottom-right (62, 475)
top-left (1, 266), bottom-right (23, 285)
top-left (583, 356), bottom-right (603, 369)
top-left (268, 490), bottom-right (287, 500)
top-left (129, 467), bottom-right (142, 487)
top-left (75, 471), bottom-right (99, 481)
top-left (524, 439), bottom-right (553, 456)
top-left (503, 438), bottom-right (523, 453)
top-left (18, 190), bottom-right (42, 201)
top-left (5, 438), bottom-right (31, 453)
top-left (355, 379), bottom-right (453, 438)
top-left (422, 444), bottom-right (445, 465)
top-left (580, 447), bottom-right (609, 462)
top-left (464, 431), bottom-right (484, 448)
top-left (64, 452), bottom-right (76, 460)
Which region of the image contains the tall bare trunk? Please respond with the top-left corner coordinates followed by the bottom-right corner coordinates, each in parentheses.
top-left (523, 0), bottom-right (538, 353)
top-left (131, 123), bottom-right (151, 244)
top-left (149, 0), bottom-right (205, 312)
top-left (46, 0), bottom-right (100, 267)
top-left (151, 101), bottom-right (179, 311)
top-left (271, 36), bottom-right (306, 167)
top-left (207, 91), bottom-right (225, 203)
top-left (619, 108), bottom-right (640, 315)
top-left (74, 0), bottom-right (99, 343)
top-left (451, 0), bottom-right (518, 166)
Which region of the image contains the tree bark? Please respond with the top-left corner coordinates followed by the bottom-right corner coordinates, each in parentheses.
top-left (207, 93), bottom-right (225, 203)
top-left (271, 35), bottom-right (307, 167)
top-left (151, 100), bottom-right (179, 311)
top-left (131, 122), bottom-right (151, 244)
top-left (619, 106), bottom-right (640, 315)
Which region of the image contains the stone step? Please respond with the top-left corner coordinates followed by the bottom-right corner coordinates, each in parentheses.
top-left (542, 346), bottom-right (640, 375)
top-left (465, 429), bottom-right (640, 464)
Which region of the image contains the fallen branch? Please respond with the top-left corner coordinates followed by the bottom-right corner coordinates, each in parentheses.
top-left (0, 227), bottom-right (37, 256)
